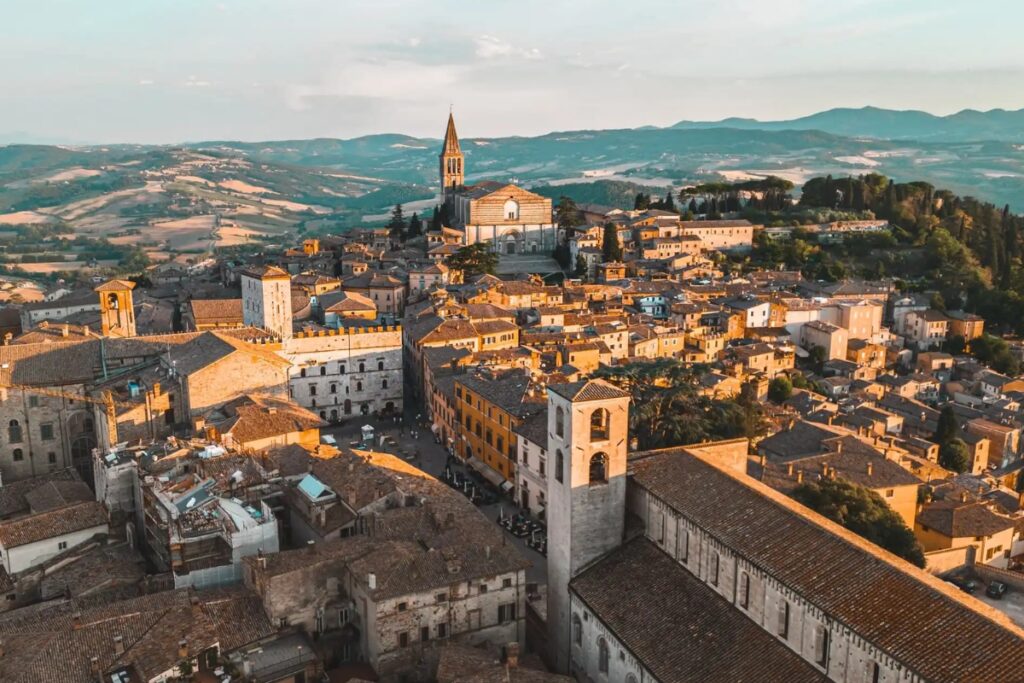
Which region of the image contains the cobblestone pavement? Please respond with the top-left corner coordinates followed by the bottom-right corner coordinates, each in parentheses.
top-left (322, 410), bottom-right (549, 583)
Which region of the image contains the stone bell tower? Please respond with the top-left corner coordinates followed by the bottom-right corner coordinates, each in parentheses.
top-left (439, 111), bottom-right (464, 198)
top-left (95, 279), bottom-right (136, 337)
top-left (545, 379), bottom-right (630, 674)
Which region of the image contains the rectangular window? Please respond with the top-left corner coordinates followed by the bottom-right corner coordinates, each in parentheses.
top-left (397, 602), bottom-right (407, 612)
top-left (48, 452), bottom-right (56, 464)
top-left (436, 593), bottom-right (447, 603)
top-left (28, 396), bottom-right (39, 408)
top-left (739, 572), bottom-right (750, 609)
top-left (398, 632), bottom-right (409, 648)
top-left (437, 623), bottom-right (448, 639)
top-left (678, 528), bottom-right (689, 563)
top-left (479, 583), bottom-right (488, 594)
top-left (420, 626), bottom-right (430, 643)
top-left (777, 601), bottom-right (790, 638)
top-left (58, 541), bottom-right (68, 551)
top-left (498, 603), bottom-right (517, 623)
top-left (309, 384), bottom-right (317, 396)
top-left (709, 551), bottom-right (719, 586)
top-left (814, 626), bottom-right (830, 667)
top-left (40, 423), bottom-right (54, 441)
top-left (871, 663), bottom-right (881, 683)
top-left (502, 577), bottom-right (512, 588)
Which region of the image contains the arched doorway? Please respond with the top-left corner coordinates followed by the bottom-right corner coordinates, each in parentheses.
top-left (68, 412), bottom-right (97, 487)
top-left (505, 240), bottom-right (516, 255)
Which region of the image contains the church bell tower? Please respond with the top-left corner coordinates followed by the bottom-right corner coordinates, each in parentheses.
top-left (439, 111), bottom-right (464, 197)
top-left (95, 279), bottom-right (136, 337)
top-left (545, 379), bottom-right (631, 674)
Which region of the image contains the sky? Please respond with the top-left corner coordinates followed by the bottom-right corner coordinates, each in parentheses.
top-left (3, 0), bottom-right (1024, 144)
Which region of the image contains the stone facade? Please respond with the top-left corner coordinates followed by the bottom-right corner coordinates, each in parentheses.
top-left (242, 267), bottom-right (293, 340)
top-left (281, 326), bottom-right (403, 420)
top-left (545, 381), bottom-right (630, 673)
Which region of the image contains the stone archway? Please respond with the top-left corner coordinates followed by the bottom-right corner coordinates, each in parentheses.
top-left (67, 411), bottom-right (97, 487)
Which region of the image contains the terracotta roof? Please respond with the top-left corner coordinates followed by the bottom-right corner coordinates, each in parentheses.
top-left (917, 500), bottom-right (1015, 539)
top-left (629, 447), bottom-right (1024, 683)
top-left (239, 264), bottom-right (290, 280)
top-left (0, 501), bottom-right (107, 549)
top-left (189, 298), bottom-right (243, 324)
top-left (93, 279), bottom-right (136, 293)
top-left (547, 379), bottom-right (630, 402)
top-left (572, 537), bottom-right (829, 682)
top-left (214, 394), bottom-right (324, 445)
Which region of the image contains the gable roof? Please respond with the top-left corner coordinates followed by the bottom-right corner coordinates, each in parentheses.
top-left (629, 447), bottom-right (1024, 682)
top-left (0, 501), bottom-right (107, 549)
top-left (548, 379), bottom-right (630, 403)
top-left (572, 537), bottom-right (828, 682)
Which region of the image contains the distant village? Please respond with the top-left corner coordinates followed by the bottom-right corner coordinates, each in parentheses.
top-left (0, 114), bottom-right (1020, 682)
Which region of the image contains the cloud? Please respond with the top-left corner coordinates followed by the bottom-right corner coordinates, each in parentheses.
top-left (138, 79), bottom-right (155, 86)
top-left (474, 35), bottom-right (542, 61)
top-left (184, 75), bottom-right (211, 87)
top-left (285, 59), bottom-right (464, 111)
top-left (407, 37), bottom-right (421, 47)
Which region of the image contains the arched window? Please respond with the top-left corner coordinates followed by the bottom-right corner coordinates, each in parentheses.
top-left (330, 384), bottom-right (337, 394)
top-left (377, 360), bottom-right (384, 371)
top-left (572, 614), bottom-right (582, 646)
top-left (555, 450), bottom-right (564, 484)
top-left (359, 362), bottom-right (365, 373)
top-left (357, 381), bottom-right (363, 392)
top-left (8, 420), bottom-right (22, 444)
top-left (503, 198), bottom-right (520, 221)
top-left (589, 453), bottom-right (608, 485)
top-left (320, 366), bottom-right (327, 376)
top-left (300, 368), bottom-right (306, 378)
top-left (626, 675), bottom-right (638, 683)
top-left (340, 363), bottom-right (346, 374)
top-left (598, 638), bottom-right (609, 674)
top-left (590, 408), bottom-right (609, 441)
top-left (555, 406), bottom-right (565, 438)
top-left (12, 448), bottom-right (23, 462)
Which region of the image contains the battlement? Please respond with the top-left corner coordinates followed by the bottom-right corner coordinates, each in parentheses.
top-left (293, 324), bottom-right (402, 339)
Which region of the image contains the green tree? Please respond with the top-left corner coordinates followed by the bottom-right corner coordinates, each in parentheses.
top-left (555, 196), bottom-right (584, 232)
top-left (574, 254), bottom-right (588, 279)
top-left (933, 406), bottom-right (958, 445)
top-left (634, 192), bottom-right (650, 210)
top-left (768, 376), bottom-right (793, 403)
top-left (387, 203), bottom-right (406, 238)
top-left (449, 242), bottom-right (498, 277)
top-left (939, 438), bottom-right (971, 473)
top-left (407, 212), bottom-right (423, 238)
top-left (792, 478), bottom-right (926, 568)
top-left (602, 222), bottom-right (622, 262)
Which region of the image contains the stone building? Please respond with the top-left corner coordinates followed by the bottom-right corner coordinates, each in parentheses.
top-left (282, 325), bottom-right (403, 421)
top-left (538, 382), bottom-right (1024, 682)
top-left (245, 448), bottom-right (529, 680)
top-left (440, 114), bottom-right (556, 254)
top-left (241, 264), bottom-right (294, 340)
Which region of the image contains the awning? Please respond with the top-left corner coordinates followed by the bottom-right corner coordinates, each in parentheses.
top-left (467, 456), bottom-right (513, 492)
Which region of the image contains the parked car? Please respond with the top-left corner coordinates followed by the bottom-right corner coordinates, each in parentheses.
top-left (986, 581), bottom-right (1008, 599)
top-left (948, 577), bottom-right (978, 594)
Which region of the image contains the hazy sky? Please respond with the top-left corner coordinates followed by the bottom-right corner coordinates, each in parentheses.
top-left (4, 0), bottom-right (1024, 144)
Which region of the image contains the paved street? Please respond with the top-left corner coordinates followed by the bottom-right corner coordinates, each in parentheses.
top-left (322, 411), bottom-right (549, 583)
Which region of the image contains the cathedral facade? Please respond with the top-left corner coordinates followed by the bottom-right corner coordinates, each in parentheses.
top-left (440, 113), bottom-right (557, 254)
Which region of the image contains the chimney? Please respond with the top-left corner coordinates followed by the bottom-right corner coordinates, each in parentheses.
top-left (866, 462), bottom-right (873, 476)
top-left (786, 462), bottom-right (794, 476)
top-left (2, 333), bottom-right (10, 346)
top-left (485, 545), bottom-right (491, 560)
top-left (62, 323), bottom-right (69, 337)
top-left (829, 468), bottom-right (837, 480)
top-left (83, 325), bottom-right (89, 335)
top-left (835, 440), bottom-right (843, 454)
top-left (90, 656), bottom-right (100, 676)
top-left (821, 462), bottom-right (829, 476)
top-left (178, 639), bottom-right (189, 660)
top-left (960, 491), bottom-right (969, 503)
top-left (113, 635), bottom-right (125, 655)
top-left (760, 454), bottom-right (767, 468)
top-left (796, 470), bottom-right (804, 484)
top-left (72, 612), bottom-right (82, 629)
top-left (368, 573), bottom-right (377, 590)
top-left (307, 539), bottom-right (317, 554)
top-left (505, 642), bottom-right (521, 669)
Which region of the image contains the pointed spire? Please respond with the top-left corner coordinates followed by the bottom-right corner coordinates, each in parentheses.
top-left (442, 112), bottom-right (461, 155)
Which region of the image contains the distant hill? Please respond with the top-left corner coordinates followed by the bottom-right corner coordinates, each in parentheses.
top-left (672, 106), bottom-right (1024, 142)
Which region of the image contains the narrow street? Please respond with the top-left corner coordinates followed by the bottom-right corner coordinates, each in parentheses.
top-left (322, 410), bottom-right (549, 584)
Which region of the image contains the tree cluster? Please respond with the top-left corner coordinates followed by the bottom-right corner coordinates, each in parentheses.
top-left (792, 478), bottom-right (926, 567)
